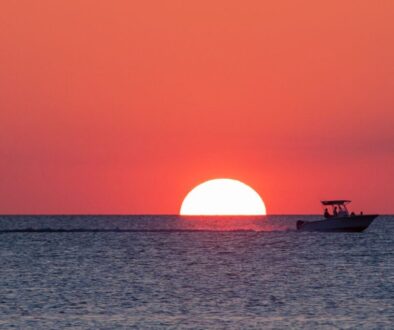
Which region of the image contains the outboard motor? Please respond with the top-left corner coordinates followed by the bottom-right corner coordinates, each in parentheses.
top-left (296, 220), bottom-right (304, 230)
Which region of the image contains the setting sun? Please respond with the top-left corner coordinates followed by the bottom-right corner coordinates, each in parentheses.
top-left (180, 179), bottom-right (266, 216)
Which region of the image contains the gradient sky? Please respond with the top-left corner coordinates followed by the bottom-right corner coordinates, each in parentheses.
top-left (0, 1), bottom-right (393, 214)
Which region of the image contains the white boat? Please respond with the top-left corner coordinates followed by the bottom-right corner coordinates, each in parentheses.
top-left (296, 200), bottom-right (378, 232)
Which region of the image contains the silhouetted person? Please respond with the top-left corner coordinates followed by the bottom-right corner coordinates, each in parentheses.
top-left (333, 206), bottom-right (338, 217)
top-left (324, 208), bottom-right (331, 218)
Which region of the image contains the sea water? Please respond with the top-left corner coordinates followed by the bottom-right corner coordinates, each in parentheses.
top-left (0, 215), bottom-right (393, 329)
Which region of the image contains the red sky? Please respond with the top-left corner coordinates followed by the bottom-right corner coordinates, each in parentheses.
top-left (0, 1), bottom-right (393, 214)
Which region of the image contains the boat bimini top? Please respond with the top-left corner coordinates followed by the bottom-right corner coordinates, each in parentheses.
top-left (321, 200), bottom-right (351, 205)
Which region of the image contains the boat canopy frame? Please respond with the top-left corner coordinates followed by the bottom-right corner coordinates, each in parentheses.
top-left (321, 200), bottom-right (351, 217)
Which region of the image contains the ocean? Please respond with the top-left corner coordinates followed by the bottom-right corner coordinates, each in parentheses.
top-left (0, 215), bottom-right (393, 329)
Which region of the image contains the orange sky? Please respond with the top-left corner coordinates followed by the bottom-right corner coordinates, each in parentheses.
top-left (0, 1), bottom-right (393, 214)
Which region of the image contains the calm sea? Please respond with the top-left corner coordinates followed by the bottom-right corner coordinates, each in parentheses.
top-left (0, 215), bottom-right (393, 329)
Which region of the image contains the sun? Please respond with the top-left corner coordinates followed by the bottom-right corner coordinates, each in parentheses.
top-left (180, 179), bottom-right (266, 215)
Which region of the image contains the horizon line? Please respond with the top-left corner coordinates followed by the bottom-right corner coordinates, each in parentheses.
top-left (0, 213), bottom-right (390, 216)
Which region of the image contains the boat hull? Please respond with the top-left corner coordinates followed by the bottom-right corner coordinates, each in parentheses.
top-left (296, 215), bottom-right (378, 232)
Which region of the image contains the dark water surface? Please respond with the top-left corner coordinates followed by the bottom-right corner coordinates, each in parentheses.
top-left (0, 215), bottom-right (393, 329)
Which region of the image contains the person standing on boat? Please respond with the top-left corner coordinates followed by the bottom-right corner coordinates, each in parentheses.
top-left (333, 206), bottom-right (338, 217)
top-left (324, 208), bottom-right (331, 218)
